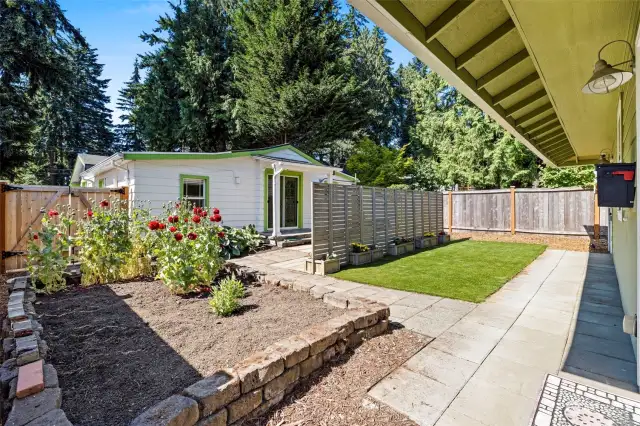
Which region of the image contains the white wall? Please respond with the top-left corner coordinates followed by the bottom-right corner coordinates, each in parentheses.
top-left (125, 157), bottom-right (349, 230)
top-left (83, 166), bottom-right (130, 189)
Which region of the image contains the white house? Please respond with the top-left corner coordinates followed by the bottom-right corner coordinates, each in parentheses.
top-left (70, 145), bottom-right (356, 234)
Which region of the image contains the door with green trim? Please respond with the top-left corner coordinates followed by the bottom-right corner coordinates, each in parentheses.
top-left (282, 176), bottom-right (299, 228)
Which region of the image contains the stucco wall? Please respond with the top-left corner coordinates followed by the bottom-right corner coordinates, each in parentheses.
top-left (611, 82), bottom-right (637, 354)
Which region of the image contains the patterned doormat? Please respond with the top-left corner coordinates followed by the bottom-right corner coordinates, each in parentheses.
top-left (532, 375), bottom-right (640, 426)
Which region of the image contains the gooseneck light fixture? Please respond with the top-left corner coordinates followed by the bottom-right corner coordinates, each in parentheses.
top-left (582, 40), bottom-right (635, 94)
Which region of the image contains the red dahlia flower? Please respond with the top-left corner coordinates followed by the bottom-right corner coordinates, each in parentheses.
top-left (47, 209), bottom-right (59, 218)
top-left (213, 208), bottom-right (220, 215)
top-left (199, 210), bottom-right (207, 217)
top-left (187, 232), bottom-right (197, 240)
top-left (158, 223), bottom-right (166, 230)
top-left (100, 200), bottom-right (109, 208)
top-left (169, 226), bottom-right (177, 233)
top-left (218, 232), bottom-right (225, 238)
top-left (87, 210), bottom-right (93, 218)
top-left (192, 215), bottom-right (201, 224)
top-left (168, 216), bottom-right (174, 223)
top-left (212, 214), bottom-right (222, 222)
top-left (174, 232), bottom-right (183, 241)
top-left (33, 234), bottom-right (38, 240)
top-left (148, 220), bottom-right (160, 230)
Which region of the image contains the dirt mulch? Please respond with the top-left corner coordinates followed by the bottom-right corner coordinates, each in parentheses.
top-left (249, 325), bottom-right (429, 426)
top-left (452, 230), bottom-right (609, 253)
top-left (38, 280), bottom-right (341, 426)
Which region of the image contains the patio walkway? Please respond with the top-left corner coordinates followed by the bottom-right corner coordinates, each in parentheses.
top-left (234, 247), bottom-right (639, 425)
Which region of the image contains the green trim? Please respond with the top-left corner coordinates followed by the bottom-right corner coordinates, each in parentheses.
top-left (179, 174), bottom-right (210, 208)
top-left (98, 178), bottom-right (104, 188)
top-left (123, 144), bottom-right (324, 166)
top-left (263, 168), bottom-right (304, 231)
top-left (335, 171), bottom-right (358, 182)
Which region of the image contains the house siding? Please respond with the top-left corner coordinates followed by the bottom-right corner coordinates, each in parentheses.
top-left (611, 82), bottom-right (637, 355)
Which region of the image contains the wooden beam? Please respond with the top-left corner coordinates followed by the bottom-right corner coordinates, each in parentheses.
top-left (523, 113), bottom-right (557, 132)
top-left (538, 133), bottom-right (567, 147)
top-left (0, 182), bottom-right (6, 274)
top-left (492, 72), bottom-right (540, 105)
top-left (504, 89), bottom-right (547, 117)
top-left (425, 0), bottom-right (475, 43)
top-left (535, 128), bottom-right (565, 143)
top-left (551, 149), bottom-right (575, 161)
top-left (456, 20), bottom-right (516, 69)
top-left (528, 121), bottom-right (562, 139)
top-left (539, 138), bottom-right (569, 152)
top-left (514, 103), bottom-right (553, 126)
top-left (547, 144), bottom-right (573, 157)
top-left (477, 49), bottom-right (529, 89)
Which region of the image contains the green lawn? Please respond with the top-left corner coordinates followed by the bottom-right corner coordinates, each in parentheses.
top-left (331, 240), bottom-right (546, 303)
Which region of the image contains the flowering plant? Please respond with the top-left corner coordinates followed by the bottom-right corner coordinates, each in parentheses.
top-left (122, 202), bottom-right (156, 280)
top-left (76, 197), bottom-right (132, 285)
top-left (350, 242), bottom-right (370, 253)
top-left (152, 201), bottom-right (224, 294)
top-left (26, 206), bottom-right (74, 293)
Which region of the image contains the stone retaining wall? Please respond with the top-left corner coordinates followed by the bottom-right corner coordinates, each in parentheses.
top-left (131, 293), bottom-right (389, 426)
top-left (0, 276), bottom-right (71, 426)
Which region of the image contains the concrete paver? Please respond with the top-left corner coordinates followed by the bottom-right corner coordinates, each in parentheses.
top-left (404, 347), bottom-right (478, 389)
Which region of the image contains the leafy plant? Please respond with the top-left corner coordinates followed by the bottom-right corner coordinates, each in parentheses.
top-left (26, 207), bottom-right (74, 293)
top-left (122, 203), bottom-right (156, 280)
top-left (391, 237), bottom-right (414, 245)
top-left (350, 242), bottom-right (370, 253)
top-left (219, 224), bottom-right (264, 259)
top-left (76, 197), bottom-right (132, 285)
top-left (209, 277), bottom-right (244, 317)
top-left (424, 232), bottom-right (435, 237)
top-left (153, 201), bottom-right (224, 294)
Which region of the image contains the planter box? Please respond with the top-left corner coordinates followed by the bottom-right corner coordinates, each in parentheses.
top-left (415, 237), bottom-right (437, 249)
top-left (305, 258), bottom-right (340, 276)
top-left (371, 247), bottom-right (384, 261)
top-left (350, 251), bottom-right (372, 266)
top-left (388, 241), bottom-right (415, 256)
top-left (437, 234), bottom-right (451, 244)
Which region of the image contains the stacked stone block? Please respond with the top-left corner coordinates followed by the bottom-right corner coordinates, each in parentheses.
top-left (131, 304), bottom-right (389, 426)
top-left (1, 276), bottom-right (71, 426)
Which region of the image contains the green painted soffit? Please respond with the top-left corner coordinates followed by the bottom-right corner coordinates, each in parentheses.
top-left (122, 144), bottom-right (324, 166)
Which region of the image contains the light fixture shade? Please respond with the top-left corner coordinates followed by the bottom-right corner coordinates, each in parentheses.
top-left (582, 59), bottom-right (634, 94)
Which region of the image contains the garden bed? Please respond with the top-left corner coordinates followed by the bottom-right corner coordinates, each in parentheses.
top-left (248, 326), bottom-right (429, 426)
top-left (38, 280), bottom-right (341, 426)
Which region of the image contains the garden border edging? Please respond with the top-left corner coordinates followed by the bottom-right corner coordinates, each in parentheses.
top-left (1, 275), bottom-right (70, 426)
top-left (131, 263), bottom-right (390, 426)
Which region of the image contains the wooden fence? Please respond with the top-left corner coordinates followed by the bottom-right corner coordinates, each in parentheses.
top-left (443, 187), bottom-right (606, 236)
top-left (0, 182), bottom-right (127, 272)
top-left (311, 183), bottom-right (444, 265)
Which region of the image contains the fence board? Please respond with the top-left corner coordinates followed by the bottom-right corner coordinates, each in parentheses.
top-left (312, 184), bottom-right (444, 264)
top-left (2, 185), bottom-right (126, 271)
top-left (443, 187), bottom-right (601, 236)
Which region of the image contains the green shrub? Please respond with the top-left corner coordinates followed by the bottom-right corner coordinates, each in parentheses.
top-left (26, 207), bottom-right (74, 293)
top-left (424, 232), bottom-right (435, 237)
top-left (153, 201), bottom-right (224, 294)
top-left (219, 225), bottom-right (264, 259)
top-left (350, 242), bottom-right (370, 253)
top-left (209, 277), bottom-right (245, 316)
top-left (122, 203), bottom-right (156, 280)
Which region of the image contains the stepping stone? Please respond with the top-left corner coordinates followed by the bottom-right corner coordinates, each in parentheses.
top-left (16, 360), bottom-right (44, 399)
top-left (12, 281), bottom-right (27, 291)
top-left (5, 388), bottom-right (61, 426)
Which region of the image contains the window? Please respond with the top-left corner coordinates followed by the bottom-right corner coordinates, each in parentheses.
top-left (98, 178), bottom-right (107, 188)
top-left (180, 175), bottom-right (209, 208)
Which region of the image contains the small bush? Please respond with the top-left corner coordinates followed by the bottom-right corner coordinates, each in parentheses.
top-left (26, 207), bottom-right (74, 293)
top-left (209, 277), bottom-right (245, 316)
top-left (219, 225), bottom-right (264, 259)
top-left (424, 232), bottom-right (435, 238)
top-left (350, 242), bottom-right (370, 253)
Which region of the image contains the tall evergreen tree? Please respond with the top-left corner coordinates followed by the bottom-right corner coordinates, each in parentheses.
top-left (136, 0), bottom-right (233, 152)
top-left (0, 0), bottom-right (87, 181)
top-left (116, 59), bottom-right (144, 151)
top-left (230, 0), bottom-right (363, 156)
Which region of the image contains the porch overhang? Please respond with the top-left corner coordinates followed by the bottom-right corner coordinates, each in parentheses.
top-left (350, 0), bottom-right (639, 167)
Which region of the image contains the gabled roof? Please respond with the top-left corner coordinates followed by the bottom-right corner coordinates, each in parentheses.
top-left (70, 153), bottom-right (109, 184)
top-left (79, 145), bottom-right (357, 182)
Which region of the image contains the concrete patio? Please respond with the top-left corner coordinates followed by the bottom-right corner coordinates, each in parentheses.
top-left (234, 247), bottom-right (639, 425)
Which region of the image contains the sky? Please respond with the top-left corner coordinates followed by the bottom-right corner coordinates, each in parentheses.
top-left (57, 0), bottom-right (415, 124)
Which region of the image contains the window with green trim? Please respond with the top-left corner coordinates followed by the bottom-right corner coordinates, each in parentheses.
top-left (180, 174), bottom-right (209, 208)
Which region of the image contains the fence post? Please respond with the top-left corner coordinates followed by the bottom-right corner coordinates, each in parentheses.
top-left (384, 188), bottom-right (388, 250)
top-left (372, 189), bottom-right (377, 248)
top-left (311, 183), bottom-right (316, 274)
top-left (594, 185), bottom-right (600, 240)
top-left (344, 186), bottom-right (349, 255)
top-left (448, 191), bottom-right (453, 235)
top-left (359, 186), bottom-right (364, 243)
top-left (328, 184), bottom-right (334, 259)
top-left (0, 181), bottom-right (7, 274)
top-left (510, 186), bottom-right (516, 235)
